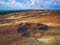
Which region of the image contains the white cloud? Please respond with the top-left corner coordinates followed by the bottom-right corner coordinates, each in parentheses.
top-left (26, 0), bottom-right (35, 7)
top-left (44, 0), bottom-right (60, 7)
top-left (29, 0), bottom-right (35, 6)
top-left (0, 0), bottom-right (60, 9)
top-left (8, 0), bottom-right (23, 7)
top-left (0, 0), bottom-right (23, 7)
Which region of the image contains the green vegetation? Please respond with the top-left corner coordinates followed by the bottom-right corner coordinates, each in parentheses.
top-left (13, 36), bottom-right (60, 45)
top-left (14, 38), bottom-right (42, 45)
top-left (45, 36), bottom-right (60, 45)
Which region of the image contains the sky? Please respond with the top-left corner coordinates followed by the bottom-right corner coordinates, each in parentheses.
top-left (0, 0), bottom-right (60, 10)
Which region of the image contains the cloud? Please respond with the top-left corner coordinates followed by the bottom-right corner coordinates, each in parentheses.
top-left (0, 0), bottom-right (60, 10)
top-left (0, 0), bottom-right (23, 7)
top-left (24, 0), bottom-right (35, 7)
top-left (28, 0), bottom-right (35, 6)
top-left (8, 0), bottom-right (23, 7)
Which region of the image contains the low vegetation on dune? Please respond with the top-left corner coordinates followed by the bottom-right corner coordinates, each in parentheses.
top-left (45, 36), bottom-right (60, 45)
top-left (13, 36), bottom-right (60, 45)
top-left (0, 10), bottom-right (60, 25)
top-left (0, 10), bottom-right (60, 45)
top-left (0, 22), bottom-right (60, 45)
top-left (13, 38), bottom-right (42, 45)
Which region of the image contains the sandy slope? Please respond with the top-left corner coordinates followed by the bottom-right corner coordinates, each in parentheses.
top-left (0, 10), bottom-right (60, 45)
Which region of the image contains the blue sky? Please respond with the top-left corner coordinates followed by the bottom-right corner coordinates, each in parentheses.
top-left (0, 0), bottom-right (60, 10)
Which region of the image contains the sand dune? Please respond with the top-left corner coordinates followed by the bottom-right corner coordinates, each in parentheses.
top-left (0, 10), bottom-right (60, 45)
